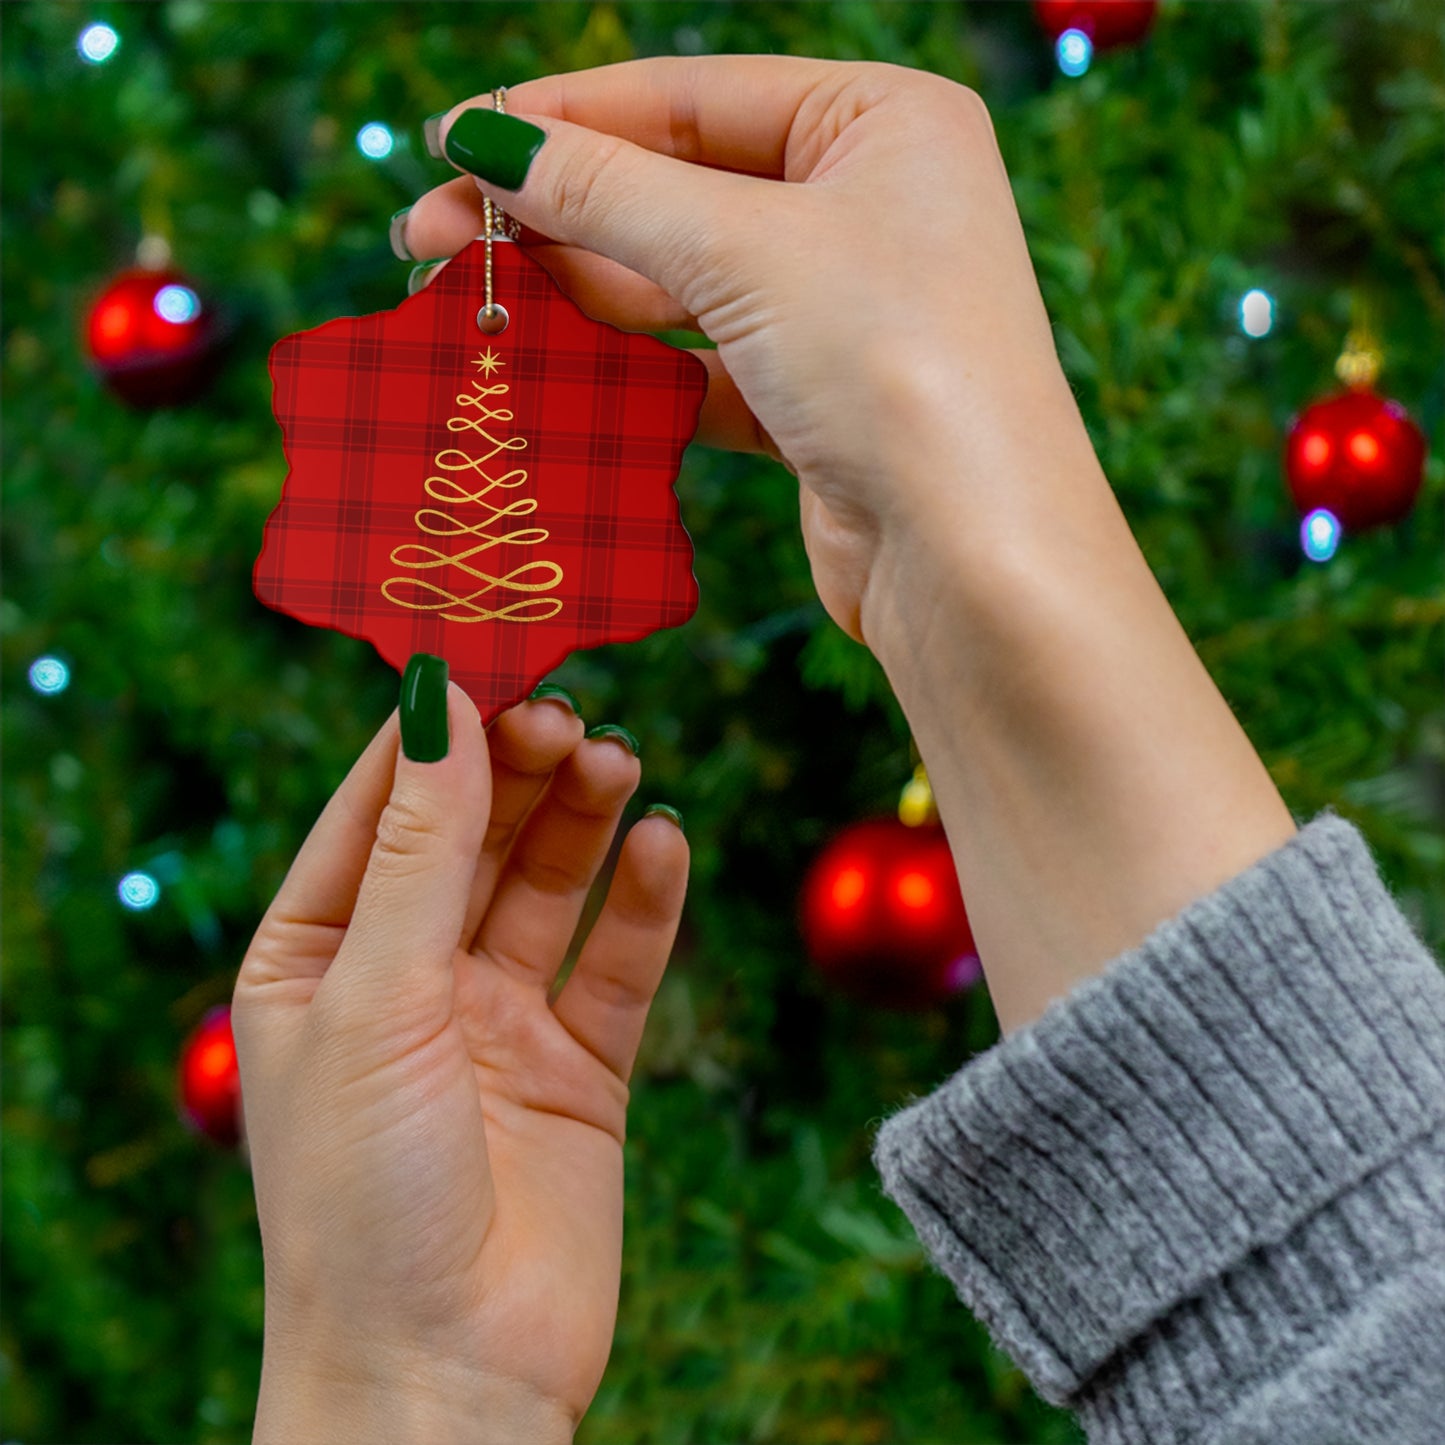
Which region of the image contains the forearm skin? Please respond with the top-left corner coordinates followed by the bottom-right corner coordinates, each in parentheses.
top-left (859, 390), bottom-right (1297, 1035)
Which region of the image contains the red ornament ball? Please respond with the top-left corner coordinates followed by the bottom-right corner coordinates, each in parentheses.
top-left (1284, 389), bottom-right (1426, 532)
top-left (1033, 0), bottom-right (1158, 49)
top-left (178, 1005), bottom-right (242, 1147)
top-left (800, 818), bottom-right (980, 1011)
top-left (85, 267), bottom-right (220, 407)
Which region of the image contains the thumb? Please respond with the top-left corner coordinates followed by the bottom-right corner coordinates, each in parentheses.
top-left (327, 654), bottom-right (489, 1027)
top-left (439, 103), bottom-right (757, 315)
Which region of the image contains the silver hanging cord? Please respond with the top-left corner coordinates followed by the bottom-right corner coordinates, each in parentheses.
top-left (485, 87), bottom-right (522, 242)
top-left (479, 87), bottom-right (520, 332)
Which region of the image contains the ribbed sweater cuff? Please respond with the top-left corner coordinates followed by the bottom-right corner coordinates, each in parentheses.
top-left (871, 811), bottom-right (1445, 1420)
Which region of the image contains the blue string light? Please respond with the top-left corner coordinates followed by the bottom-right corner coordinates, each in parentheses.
top-left (356, 122), bottom-right (395, 160)
top-left (1240, 289), bottom-right (1275, 338)
top-left (78, 22), bottom-right (120, 64)
top-left (118, 872), bottom-right (161, 910)
top-left (154, 284), bottom-right (201, 324)
top-left (1057, 28), bottom-right (1093, 77)
top-left (1301, 508), bottom-right (1341, 563)
top-left (28, 657), bottom-right (71, 695)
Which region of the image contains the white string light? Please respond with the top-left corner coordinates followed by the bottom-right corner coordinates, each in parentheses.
top-left (78, 22), bottom-right (119, 64)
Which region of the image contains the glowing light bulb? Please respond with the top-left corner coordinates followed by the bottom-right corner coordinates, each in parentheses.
top-left (356, 122), bottom-right (395, 160)
top-left (1301, 508), bottom-right (1341, 563)
top-left (78, 23), bottom-right (119, 64)
top-left (153, 284), bottom-right (201, 324)
top-left (830, 866), bottom-right (867, 911)
top-left (1057, 28), bottom-right (1093, 77)
top-left (118, 871), bottom-right (161, 910)
top-left (1240, 289), bottom-right (1274, 338)
top-left (29, 657), bottom-right (71, 694)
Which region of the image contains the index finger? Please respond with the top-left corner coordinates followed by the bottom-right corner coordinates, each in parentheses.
top-left (452, 54), bottom-right (847, 181)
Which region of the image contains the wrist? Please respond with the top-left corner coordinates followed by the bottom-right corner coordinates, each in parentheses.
top-left (856, 407), bottom-right (1294, 1035)
top-left (855, 340), bottom-right (1111, 650)
top-left (254, 1340), bottom-right (575, 1445)
top-left (858, 394), bottom-right (1123, 683)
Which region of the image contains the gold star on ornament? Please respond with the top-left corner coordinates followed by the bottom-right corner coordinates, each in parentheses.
top-left (473, 348), bottom-right (505, 376)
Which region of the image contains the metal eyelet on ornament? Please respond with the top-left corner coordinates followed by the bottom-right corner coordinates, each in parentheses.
top-left (476, 302), bottom-right (510, 335)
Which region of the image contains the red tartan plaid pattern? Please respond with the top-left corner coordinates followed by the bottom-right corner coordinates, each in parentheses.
top-left (254, 238), bottom-right (707, 721)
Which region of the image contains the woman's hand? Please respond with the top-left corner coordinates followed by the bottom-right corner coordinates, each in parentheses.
top-left (233, 670), bottom-right (687, 1442)
top-left (401, 56), bottom-right (1093, 645)
top-left (403, 59), bottom-right (1295, 1036)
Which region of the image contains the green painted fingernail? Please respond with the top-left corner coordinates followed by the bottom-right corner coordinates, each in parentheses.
top-left (585, 723), bottom-right (639, 756)
top-left (528, 683), bottom-right (581, 715)
top-left (400, 653), bottom-right (449, 762)
top-left (443, 106), bottom-right (546, 191)
top-left (644, 804), bottom-right (684, 833)
top-left (423, 112), bottom-right (446, 160)
top-left (407, 258), bottom-right (449, 295)
top-left (388, 207), bottom-right (413, 261)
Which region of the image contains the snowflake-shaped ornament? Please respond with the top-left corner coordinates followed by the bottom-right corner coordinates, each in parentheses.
top-left (255, 238), bottom-right (707, 720)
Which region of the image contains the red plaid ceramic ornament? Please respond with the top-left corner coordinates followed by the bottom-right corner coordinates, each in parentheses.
top-left (255, 237), bottom-right (707, 721)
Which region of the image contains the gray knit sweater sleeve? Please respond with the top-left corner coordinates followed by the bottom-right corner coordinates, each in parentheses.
top-left (871, 811), bottom-right (1445, 1444)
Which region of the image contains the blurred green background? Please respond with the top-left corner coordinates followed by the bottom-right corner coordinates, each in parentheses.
top-left (3, 2), bottom-right (1441, 1442)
